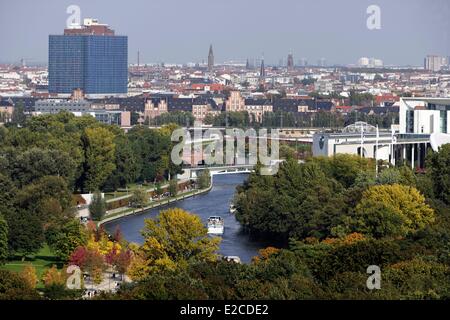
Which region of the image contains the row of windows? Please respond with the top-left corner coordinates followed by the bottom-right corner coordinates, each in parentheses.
top-left (49, 35), bottom-right (127, 94)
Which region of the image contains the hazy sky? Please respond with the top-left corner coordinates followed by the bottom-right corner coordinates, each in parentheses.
top-left (1, 0), bottom-right (449, 66)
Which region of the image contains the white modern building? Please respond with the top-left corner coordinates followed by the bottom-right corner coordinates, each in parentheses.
top-left (313, 97), bottom-right (450, 169)
top-left (424, 55), bottom-right (449, 72)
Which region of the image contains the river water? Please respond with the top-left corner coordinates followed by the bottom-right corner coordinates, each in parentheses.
top-left (103, 174), bottom-right (266, 263)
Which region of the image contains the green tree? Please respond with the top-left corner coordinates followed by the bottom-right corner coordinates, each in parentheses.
top-left (6, 209), bottom-right (45, 258)
top-left (82, 127), bottom-right (116, 192)
top-left (104, 136), bottom-right (140, 191)
top-left (0, 173), bottom-right (17, 215)
top-left (154, 182), bottom-right (163, 199)
top-left (128, 126), bottom-right (173, 182)
top-left (426, 144), bottom-right (450, 204)
top-left (89, 191), bottom-right (106, 221)
top-left (0, 214), bottom-right (8, 263)
top-left (11, 101), bottom-right (26, 126)
top-left (198, 169), bottom-right (211, 189)
top-left (382, 258), bottom-right (450, 299)
top-left (236, 159), bottom-right (346, 242)
top-left (46, 220), bottom-right (87, 261)
top-left (130, 188), bottom-right (148, 209)
top-left (377, 167), bottom-right (402, 185)
top-left (10, 148), bottom-right (77, 188)
top-left (169, 179), bottom-right (178, 197)
top-left (354, 184), bottom-right (435, 238)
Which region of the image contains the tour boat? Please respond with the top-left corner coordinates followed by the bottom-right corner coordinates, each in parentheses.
top-left (224, 256), bottom-right (241, 264)
top-left (207, 216), bottom-right (224, 235)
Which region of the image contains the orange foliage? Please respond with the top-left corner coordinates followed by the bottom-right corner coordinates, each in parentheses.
top-left (252, 247), bottom-right (280, 264)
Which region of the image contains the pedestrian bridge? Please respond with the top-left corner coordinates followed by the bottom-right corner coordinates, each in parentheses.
top-left (179, 161), bottom-right (286, 179)
top-left (181, 164), bottom-right (254, 179)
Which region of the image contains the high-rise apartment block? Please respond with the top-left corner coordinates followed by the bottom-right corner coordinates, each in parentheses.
top-left (424, 55), bottom-right (449, 72)
top-left (49, 18), bottom-right (128, 95)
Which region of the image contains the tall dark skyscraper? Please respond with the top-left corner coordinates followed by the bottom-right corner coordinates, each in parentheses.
top-left (208, 44), bottom-right (214, 72)
top-left (287, 52), bottom-right (294, 71)
top-left (49, 18), bottom-right (128, 95)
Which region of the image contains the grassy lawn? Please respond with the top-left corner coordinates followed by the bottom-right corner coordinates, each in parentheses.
top-left (104, 191), bottom-right (129, 200)
top-left (122, 182), bottom-right (158, 191)
top-left (0, 244), bottom-right (63, 289)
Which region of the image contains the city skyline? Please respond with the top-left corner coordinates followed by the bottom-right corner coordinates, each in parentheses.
top-left (1, 0), bottom-right (450, 66)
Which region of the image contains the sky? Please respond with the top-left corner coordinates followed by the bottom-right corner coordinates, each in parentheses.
top-left (0, 0), bottom-right (449, 66)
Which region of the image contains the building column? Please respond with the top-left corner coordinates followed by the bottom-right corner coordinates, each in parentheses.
top-left (411, 144), bottom-right (415, 170)
top-left (418, 143), bottom-right (422, 169)
top-left (403, 145), bottom-right (406, 164)
top-left (391, 144), bottom-right (396, 166)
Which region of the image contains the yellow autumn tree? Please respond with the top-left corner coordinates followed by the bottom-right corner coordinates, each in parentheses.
top-left (21, 264), bottom-right (38, 289)
top-left (42, 265), bottom-right (66, 287)
top-left (130, 208), bottom-right (220, 280)
top-left (86, 233), bottom-right (121, 256)
top-left (354, 184), bottom-right (435, 238)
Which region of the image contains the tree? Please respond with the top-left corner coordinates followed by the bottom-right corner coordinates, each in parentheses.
top-left (198, 169), bottom-right (211, 189)
top-left (10, 148), bottom-right (77, 188)
top-left (69, 246), bottom-right (88, 268)
top-left (169, 179), bottom-right (178, 197)
top-left (311, 154), bottom-right (375, 188)
top-left (11, 101), bottom-right (26, 126)
top-left (0, 270), bottom-right (40, 300)
top-left (15, 175), bottom-right (73, 224)
top-left (354, 184), bottom-right (435, 238)
top-left (154, 182), bottom-right (163, 199)
top-left (89, 191), bottom-right (106, 221)
top-left (20, 264), bottom-right (38, 289)
top-left (426, 144), bottom-right (450, 204)
top-left (82, 127), bottom-right (116, 192)
top-left (235, 159), bottom-right (347, 242)
top-left (132, 208), bottom-right (220, 279)
top-left (104, 136), bottom-right (140, 191)
top-left (6, 209), bottom-right (45, 258)
top-left (0, 214), bottom-right (8, 263)
top-left (376, 167), bottom-right (402, 185)
top-left (46, 220), bottom-right (87, 261)
top-left (84, 249), bottom-right (105, 285)
top-left (382, 258), bottom-right (450, 299)
top-left (0, 173), bottom-right (16, 215)
top-left (131, 188), bottom-right (148, 208)
top-left (112, 249), bottom-right (132, 279)
top-left (128, 126), bottom-right (173, 182)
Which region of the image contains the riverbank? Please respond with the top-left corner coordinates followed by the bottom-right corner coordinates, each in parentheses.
top-left (98, 181), bottom-right (213, 226)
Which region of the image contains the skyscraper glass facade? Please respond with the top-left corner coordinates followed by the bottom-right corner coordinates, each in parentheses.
top-left (49, 35), bottom-right (127, 94)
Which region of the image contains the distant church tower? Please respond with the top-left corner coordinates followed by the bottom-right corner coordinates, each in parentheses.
top-left (287, 52), bottom-right (294, 71)
top-left (208, 44), bottom-right (214, 72)
top-left (259, 54), bottom-right (266, 79)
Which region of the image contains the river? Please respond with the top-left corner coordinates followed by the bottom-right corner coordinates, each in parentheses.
top-left (103, 174), bottom-right (267, 263)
